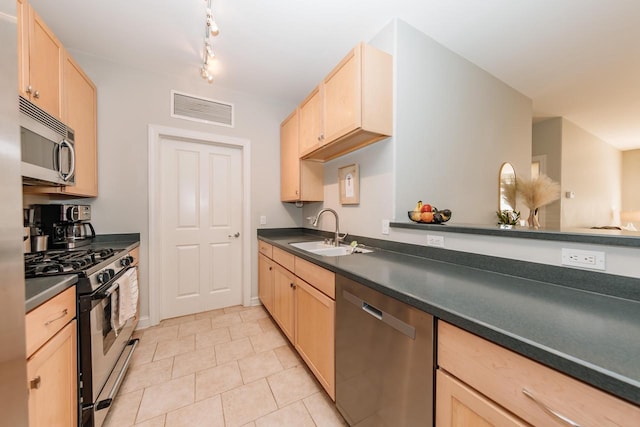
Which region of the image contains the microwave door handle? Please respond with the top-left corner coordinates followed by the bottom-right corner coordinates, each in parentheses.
top-left (58, 139), bottom-right (75, 182)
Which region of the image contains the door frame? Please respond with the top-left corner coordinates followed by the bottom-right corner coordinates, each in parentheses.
top-left (148, 124), bottom-right (251, 326)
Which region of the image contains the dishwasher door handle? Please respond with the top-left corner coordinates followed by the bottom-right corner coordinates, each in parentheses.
top-left (362, 302), bottom-right (383, 320)
top-left (343, 289), bottom-right (416, 339)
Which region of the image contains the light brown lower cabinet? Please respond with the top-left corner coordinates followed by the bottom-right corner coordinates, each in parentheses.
top-left (436, 370), bottom-right (528, 427)
top-left (294, 277), bottom-right (335, 400)
top-left (26, 319), bottom-right (77, 427)
top-left (273, 263), bottom-right (296, 343)
top-left (257, 241), bottom-right (337, 399)
top-left (437, 321), bottom-right (640, 427)
top-left (258, 253), bottom-right (274, 314)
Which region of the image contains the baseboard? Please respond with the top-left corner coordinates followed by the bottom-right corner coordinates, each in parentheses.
top-left (250, 296), bottom-right (262, 307)
top-left (135, 315), bottom-right (152, 330)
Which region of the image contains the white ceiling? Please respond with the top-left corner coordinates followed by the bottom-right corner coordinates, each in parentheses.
top-left (30, 0), bottom-right (640, 150)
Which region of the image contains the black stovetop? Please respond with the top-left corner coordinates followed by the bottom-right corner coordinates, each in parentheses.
top-left (24, 248), bottom-right (121, 279)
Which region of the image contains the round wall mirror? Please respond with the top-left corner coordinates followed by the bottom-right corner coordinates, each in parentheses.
top-left (499, 162), bottom-right (517, 212)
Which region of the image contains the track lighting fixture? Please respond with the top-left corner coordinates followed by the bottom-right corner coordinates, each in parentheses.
top-left (200, 0), bottom-right (219, 83)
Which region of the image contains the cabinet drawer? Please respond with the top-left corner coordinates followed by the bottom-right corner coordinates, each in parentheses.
top-left (258, 240), bottom-right (273, 258)
top-left (26, 286), bottom-right (76, 357)
top-left (438, 321), bottom-right (640, 427)
top-left (294, 256), bottom-right (335, 299)
top-left (273, 246), bottom-right (295, 272)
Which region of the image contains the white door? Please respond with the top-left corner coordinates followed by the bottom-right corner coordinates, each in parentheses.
top-left (159, 136), bottom-right (243, 319)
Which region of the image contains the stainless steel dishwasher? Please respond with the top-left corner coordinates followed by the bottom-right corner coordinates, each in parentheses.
top-left (336, 275), bottom-right (434, 426)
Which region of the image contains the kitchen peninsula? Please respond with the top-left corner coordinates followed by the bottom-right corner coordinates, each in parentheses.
top-left (258, 228), bottom-right (640, 425)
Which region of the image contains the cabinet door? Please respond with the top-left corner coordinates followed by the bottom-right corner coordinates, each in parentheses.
top-left (27, 319), bottom-right (77, 427)
top-left (17, 0), bottom-right (29, 98)
top-left (299, 86), bottom-right (324, 155)
top-left (436, 370), bottom-right (529, 427)
top-left (61, 52), bottom-right (98, 197)
top-left (295, 278), bottom-right (335, 400)
top-left (273, 264), bottom-right (295, 342)
top-left (280, 110), bottom-right (301, 202)
top-left (323, 45), bottom-right (361, 143)
top-left (26, 5), bottom-right (63, 119)
top-left (258, 253), bottom-right (274, 314)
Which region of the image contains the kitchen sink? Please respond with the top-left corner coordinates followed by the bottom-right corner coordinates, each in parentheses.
top-left (289, 241), bottom-right (372, 256)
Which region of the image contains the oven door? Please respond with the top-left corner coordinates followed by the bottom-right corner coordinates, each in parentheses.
top-left (86, 267), bottom-right (138, 427)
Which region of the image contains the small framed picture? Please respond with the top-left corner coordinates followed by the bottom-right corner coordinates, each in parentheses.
top-left (338, 164), bottom-right (359, 205)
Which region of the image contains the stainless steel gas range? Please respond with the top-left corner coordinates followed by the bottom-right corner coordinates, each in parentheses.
top-left (25, 245), bottom-right (139, 427)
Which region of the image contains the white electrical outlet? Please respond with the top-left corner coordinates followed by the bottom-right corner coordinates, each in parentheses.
top-left (382, 219), bottom-right (390, 235)
top-left (427, 234), bottom-right (444, 248)
top-left (561, 248), bottom-right (605, 270)
top-left (259, 215), bottom-right (267, 225)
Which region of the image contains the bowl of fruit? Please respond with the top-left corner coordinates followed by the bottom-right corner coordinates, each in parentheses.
top-left (408, 201), bottom-right (452, 224)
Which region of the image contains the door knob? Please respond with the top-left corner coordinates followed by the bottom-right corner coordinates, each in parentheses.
top-left (228, 232), bottom-right (240, 238)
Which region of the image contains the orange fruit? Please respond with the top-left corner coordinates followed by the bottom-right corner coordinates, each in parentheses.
top-left (420, 212), bottom-right (434, 223)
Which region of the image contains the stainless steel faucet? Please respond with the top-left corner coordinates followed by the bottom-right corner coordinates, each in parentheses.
top-left (312, 208), bottom-right (342, 246)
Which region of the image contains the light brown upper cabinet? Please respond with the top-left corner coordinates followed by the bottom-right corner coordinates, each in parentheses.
top-left (298, 86), bottom-right (324, 154)
top-left (59, 52), bottom-right (98, 197)
top-left (280, 109), bottom-right (324, 202)
top-left (18, 0), bottom-right (63, 120)
top-left (300, 42), bottom-right (393, 162)
top-left (20, 0), bottom-right (99, 198)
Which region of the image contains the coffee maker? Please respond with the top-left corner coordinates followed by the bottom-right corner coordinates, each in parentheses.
top-left (31, 204), bottom-right (96, 249)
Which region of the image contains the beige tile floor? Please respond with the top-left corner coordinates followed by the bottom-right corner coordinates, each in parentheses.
top-left (104, 305), bottom-right (348, 427)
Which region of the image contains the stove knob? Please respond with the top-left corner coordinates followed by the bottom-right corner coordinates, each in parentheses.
top-left (120, 256), bottom-right (133, 267)
top-left (97, 269), bottom-right (116, 284)
top-left (97, 271), bottom-right (108, 284)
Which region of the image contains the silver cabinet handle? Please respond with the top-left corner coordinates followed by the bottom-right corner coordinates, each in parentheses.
top-left (44, 308), bottom-right (68, 326)
top-left (26, 85), bottom-right (33, 95)
top-left (228, 232), bottom-right (240, 238)
top-left (33, 90), bottom-right (40, 99)
top-left (522, 389), bottom-right (581, 427)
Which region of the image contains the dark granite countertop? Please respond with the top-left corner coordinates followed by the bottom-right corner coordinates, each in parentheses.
top-left (258, 228), bottom-right (640, 406)
top-left (391, 220), bottom-right (640, 248)
top-left (25, 275), bottom-right (77, 312)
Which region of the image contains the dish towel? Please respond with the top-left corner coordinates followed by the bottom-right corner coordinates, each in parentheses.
top-left (110, 286), bottom-right (121, 336)
top-left (110, 267), bottom-right (139, 336)
top-left (118, 267), bottom-right (139, 327)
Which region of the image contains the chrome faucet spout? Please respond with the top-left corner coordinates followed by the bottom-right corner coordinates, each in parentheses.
top-left (312, 208), bottom-right (340, 246)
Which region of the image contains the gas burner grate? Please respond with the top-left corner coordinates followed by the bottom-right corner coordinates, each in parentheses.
top-left (24, 247), bottom-right (123, 278)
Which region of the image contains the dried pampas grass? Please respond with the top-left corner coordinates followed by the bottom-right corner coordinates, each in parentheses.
top-left (516, 175), bottom-right (560, 210)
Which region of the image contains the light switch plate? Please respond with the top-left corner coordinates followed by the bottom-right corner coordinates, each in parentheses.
top-left (259, 215), bottom-right (267, 225)
top-left (381, 219), bottom-right (390, 235)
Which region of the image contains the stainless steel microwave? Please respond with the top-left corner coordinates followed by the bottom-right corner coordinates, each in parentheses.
top-left (19, 96), bottom-right (76, 186)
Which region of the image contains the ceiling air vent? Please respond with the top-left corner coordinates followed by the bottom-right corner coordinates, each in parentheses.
top-left (171, 90), bottom-right (234, 127)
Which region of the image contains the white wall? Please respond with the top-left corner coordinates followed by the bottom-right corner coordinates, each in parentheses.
top-left (302, 19), bottom-right (640, 280)
top-left (393, 20), bottom-right (532, 225)
top-left (622, 149), bottom-right (640, 225)
top-left (305, 18), bottom-right (532, 232)
top-left (561, 118), bottom-right (622, 229)
top-left (72, 53), bottom-right (298, 322)
top-left (532, 118), bottom-right (562, 229)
